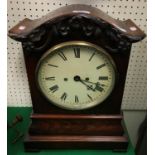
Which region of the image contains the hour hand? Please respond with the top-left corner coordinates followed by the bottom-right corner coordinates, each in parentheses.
top-left (80, 80), bottom-right (95, 91)
top-left (82, 80), bottom-right (105, 92)
top-left (82, 79), bottom-right (107, 87)
top-left (74, 76), bottom-right (95, 92)
top-left (95, 83), bottom-right (105, 92)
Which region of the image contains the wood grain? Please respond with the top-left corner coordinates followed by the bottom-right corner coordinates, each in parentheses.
top-left (24, 134), bottom-right (128, 151)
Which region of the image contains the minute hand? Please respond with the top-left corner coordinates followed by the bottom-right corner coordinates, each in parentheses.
top-left (81, 79), bottom-right (105, 92)
top-left (79, 80), bottom-right (95, 91)
top-left (82, 79), bottom-right (106, 87)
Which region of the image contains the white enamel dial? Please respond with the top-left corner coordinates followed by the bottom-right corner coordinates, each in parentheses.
top-left (36, 41), bottom-right (116, 110)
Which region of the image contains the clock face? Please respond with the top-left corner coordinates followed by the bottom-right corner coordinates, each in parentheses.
top-left (36, 41), bottom-right (116, 110)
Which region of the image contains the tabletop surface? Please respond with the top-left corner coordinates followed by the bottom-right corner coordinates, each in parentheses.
top-left (7, 107), bottom-right (135, 155)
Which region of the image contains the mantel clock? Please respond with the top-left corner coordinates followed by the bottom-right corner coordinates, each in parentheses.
top-left (8, 4), bottom-right (145, 152)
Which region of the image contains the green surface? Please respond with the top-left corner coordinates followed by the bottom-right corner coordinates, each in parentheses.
top-left (7, 107), bottom-right (135, 155)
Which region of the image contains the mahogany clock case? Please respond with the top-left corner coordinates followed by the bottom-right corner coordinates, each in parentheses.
top-left (8, 4), bottom-right (146, 151)
top-left (8, 5), bottom-right (145, 115)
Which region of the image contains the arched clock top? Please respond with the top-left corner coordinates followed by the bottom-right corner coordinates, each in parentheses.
top-left (8, 4), bottom-right (146, 53)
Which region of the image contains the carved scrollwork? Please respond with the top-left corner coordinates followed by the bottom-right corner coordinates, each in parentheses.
top-left (22, 25), bottom-right (53, 53)
top-left (22, 15), bottom-right (131, 53)
top-left (103, 27), bottom-right (131, 53)
top-left (55, 15), bottom-right (97, 37)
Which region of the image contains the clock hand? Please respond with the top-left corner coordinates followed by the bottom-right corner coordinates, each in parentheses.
top-left (81, 79), bottom-right (107, 87)
top-left (74, 76), bottom-right (95, 92)
top-left (80, 79), bottom-right (105, 92)
top-left (79, 80), bottom-right (95, 91)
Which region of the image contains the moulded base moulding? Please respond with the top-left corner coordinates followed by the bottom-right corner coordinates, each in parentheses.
top-left (24, 134), bottom-right (128, 152)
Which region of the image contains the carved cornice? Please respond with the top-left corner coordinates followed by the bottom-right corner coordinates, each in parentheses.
top-left (21, 15), bottom-right (132, 53)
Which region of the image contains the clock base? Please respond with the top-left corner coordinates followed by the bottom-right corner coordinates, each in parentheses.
top-left (24, 134), bottom-right (128, 152)
top-left (24, 114), bottom-right (128, 152)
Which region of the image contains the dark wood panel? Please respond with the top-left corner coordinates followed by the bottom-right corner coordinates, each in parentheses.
top-left (24, 134), bottom-right (128, 151)
top-left (29, 114), bottom-right (124, 136)
top-left (30, 114), bottom-right (123, 119)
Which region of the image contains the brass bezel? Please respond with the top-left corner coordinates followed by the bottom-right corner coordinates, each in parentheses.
top-left (36, 41), bottom-right (117, 110)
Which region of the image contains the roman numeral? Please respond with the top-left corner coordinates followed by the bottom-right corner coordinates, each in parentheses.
top-left (74, 47), bottom-right (80, 58)
top-left (96, 64), bottom-right (106, 70)
top-left (95, 84), bottom-right (104, 92)
top-left (49, 85), bottom-right (59, 93)
top-left (99, 76), bottom-right (108, 80)
top-left (89, 52), bottom-right (95, 61)
top-left (58, 52), bottom-right (67, 61)
top-left (45, 77), bottom-right (55, 80)
top-left (48, 64), bottom-right (58, 67)
top-left (61, 92), bottom-right (67, 101)
top-left (87, 94), bottom-right (93, 101)
top-left (75, 95), bottom-right (79, 103)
